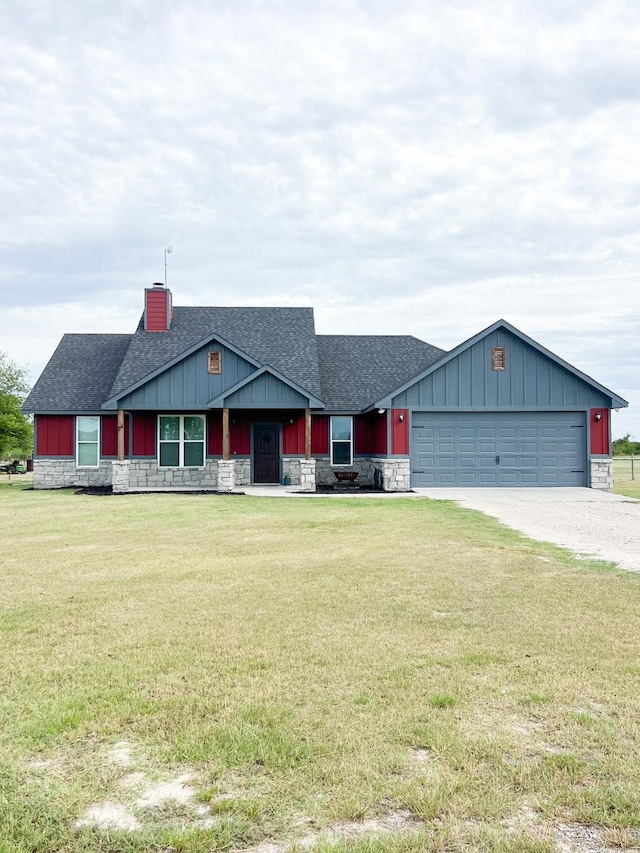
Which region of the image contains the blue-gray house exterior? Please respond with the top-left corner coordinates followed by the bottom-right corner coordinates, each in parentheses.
top-left (23, 285), bottom-right (627, 492)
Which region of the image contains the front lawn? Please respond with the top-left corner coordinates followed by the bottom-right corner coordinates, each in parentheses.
top-left (1, 485), bottom-right (639, 852)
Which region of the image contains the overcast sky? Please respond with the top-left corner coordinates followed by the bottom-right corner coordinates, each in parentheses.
top-left (2, 0), bottom-right (639, 437)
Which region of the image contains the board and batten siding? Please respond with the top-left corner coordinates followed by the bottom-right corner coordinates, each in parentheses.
top-left (223, 373), bottom-right (309, 408)
top-left (35, 415), bottom-right (75, 457)
top-left (391, 330), bottom-right (611, 410)
top-left (115, 343), bottom-right (254, 409)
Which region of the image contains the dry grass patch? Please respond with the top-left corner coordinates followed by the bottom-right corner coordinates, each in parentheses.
top-left (1, 485), bottom-right (640, 851)
top-left (613, 458), bottom-right (640, 499)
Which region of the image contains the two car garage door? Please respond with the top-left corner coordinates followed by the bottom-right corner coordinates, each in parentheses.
top-left (411, 412), bottom-right (587, 487)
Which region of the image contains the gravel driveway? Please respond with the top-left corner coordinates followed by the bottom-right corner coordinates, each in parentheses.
top-left (413, 487), bottom-right (640, 573)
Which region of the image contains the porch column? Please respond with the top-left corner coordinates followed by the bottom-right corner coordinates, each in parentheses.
top-left (305, 408), bottom-right (312, 460)
top-left (117, 409), bottom-right (125, 461)
top-left (222, 408), bottom-right (230, 461)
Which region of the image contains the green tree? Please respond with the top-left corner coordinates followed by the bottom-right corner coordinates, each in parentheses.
top-left (612, 435), bottom-right (640, 456)
top-left (0, 352), bottom-right (33, 459)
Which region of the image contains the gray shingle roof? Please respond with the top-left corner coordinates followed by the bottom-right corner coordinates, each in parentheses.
top-left (23, 308), bottom-right (448, 414)
top-left (22, 334), bottom-right (133, 413)
top-left (316, 335), bottom-right (446, 410)
top-left (109, 307), bottom-right (323, 402)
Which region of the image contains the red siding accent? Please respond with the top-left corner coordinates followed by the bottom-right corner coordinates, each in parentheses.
top-left (391, 409), bottom-right (409, 455)
top-left (132, 413), bottom-right (156, 456)
top-left (283, 413), bottom-right (305, 455)
top-left (35, 415), bottom-right (74, 456)
top-left (311, 415), bottom-right (329, 455)
top-left (372, 412), bottom-right (387, 454)
top-left (208, 412), bottom-right (223, 456)
top-left (354, 415), bottom-right (370, 454)
top-left (590, 408), bottom-right (610, 455)
top-left (207, 411), bottom-right (306, 457)
top-left (354, 413), bottom-right (387, 455)
top-left (144, 288), bottom-right (171, 331)
top-left (101, 415), bottom-right (130, 457)
top-left (230, 414), bottom-right (252, 456)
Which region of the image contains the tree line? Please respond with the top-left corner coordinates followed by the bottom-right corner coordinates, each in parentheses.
top-left (613, 435), bottom-right (640, 456)
top-left (0, 351), bottom-right (33, 461)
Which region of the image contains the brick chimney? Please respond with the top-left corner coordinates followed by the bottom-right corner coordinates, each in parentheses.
top-left (144, 284), bottom-right (173, 332)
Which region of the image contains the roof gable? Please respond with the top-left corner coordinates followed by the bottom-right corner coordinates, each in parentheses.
top-left (381, 320), bottom-right (628, 409)
top-left (102, 332), bottom-right (261, 410)
top-left (109, 306), bottom-right (323, 403)
top-left (208, 365), bottom-right (324, 409)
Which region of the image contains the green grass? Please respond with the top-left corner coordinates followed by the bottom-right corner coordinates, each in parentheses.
top-left (1, 484), bottom-right (640, 852)
top-left (613, 457), bottom-right (640, 498)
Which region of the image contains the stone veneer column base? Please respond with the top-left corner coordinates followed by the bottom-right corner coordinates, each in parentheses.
top-left (298, 459), bottom-right (316, 492)
top-left (376, 458), bottom-right (411, 492)
top-left (590, 459), bottom-right (613, 491)
top-left (217, 459), bottom-right (236, 492)
top-left (111, 460), bottom-right (130, 493)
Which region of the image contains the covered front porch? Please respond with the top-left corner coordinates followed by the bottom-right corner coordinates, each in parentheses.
top-left (109, 406), bottom-right (317, 493)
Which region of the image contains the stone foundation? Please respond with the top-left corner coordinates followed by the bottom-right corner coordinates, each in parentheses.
top-left (112, 458), bottom-right (250, 492)
top-left (33, 455), bottom-right (414, 493)
top-left (33, 459), bottom-right (112, 489)
top-left (315, 457), bottom-right (410, 491)
top-left (590, 458), bottom-right (613, 491)
top-left (315, 458), bottom-right (375, 487)
top-left (124, 459), bottom-right (220, 491)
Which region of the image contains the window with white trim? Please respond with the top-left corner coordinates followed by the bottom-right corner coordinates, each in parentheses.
top-left (330, 416), bottom-right (353, 466)
top-left (76, 416), bottom-right (100, 467)
top-left (158, 415), bottom-right (205, 467)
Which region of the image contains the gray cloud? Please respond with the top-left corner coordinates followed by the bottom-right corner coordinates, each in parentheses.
top-left (1, 0), bottom-right (639, 436)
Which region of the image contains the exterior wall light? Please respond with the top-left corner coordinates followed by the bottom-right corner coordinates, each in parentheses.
top-left (594, 412), bottom-right (602, 422)
top-left (377, 408), bottom-right (386, 415)
top-left (398, 413), bottom-right (405, 422)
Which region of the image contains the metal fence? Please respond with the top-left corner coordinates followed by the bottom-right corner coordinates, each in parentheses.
top-left (613, 456), bottom-right (637, 480)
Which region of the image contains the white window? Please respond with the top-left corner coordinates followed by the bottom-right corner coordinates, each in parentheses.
top-left (77, 416), bottom-right (100, 467)
top-left (158, 415), bottom-right (205, 467)
top-left (331, 416), bottom-right (353, 466)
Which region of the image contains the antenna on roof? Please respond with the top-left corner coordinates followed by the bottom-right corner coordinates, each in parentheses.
top-left (164, 246), bottom-right (173, 287)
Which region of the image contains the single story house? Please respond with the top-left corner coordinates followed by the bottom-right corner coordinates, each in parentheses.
top-left (23, 284), bottom-right (627, 492)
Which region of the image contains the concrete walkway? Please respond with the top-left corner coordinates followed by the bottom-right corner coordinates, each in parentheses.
top-left (235, 484), bottom-right (416, 498)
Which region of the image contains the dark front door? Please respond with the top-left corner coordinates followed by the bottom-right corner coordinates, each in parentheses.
top-left (253, 424), bottom-right (281, 483)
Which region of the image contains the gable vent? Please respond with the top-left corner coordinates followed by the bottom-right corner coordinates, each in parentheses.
top-left (491, 346), bottom-right (506, 371)
top-left (207, 350), bottom-right (222, 374)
